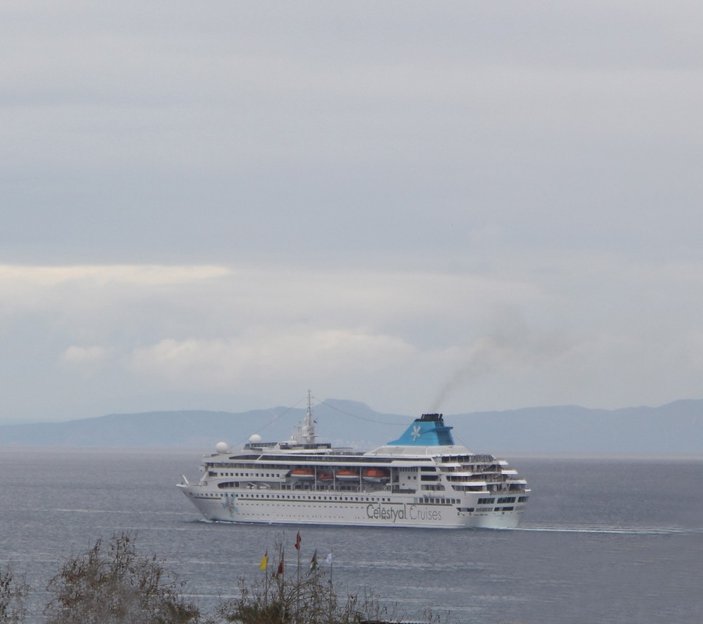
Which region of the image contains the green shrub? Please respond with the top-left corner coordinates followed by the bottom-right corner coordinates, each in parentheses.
top-left (44, 533), bottom-right (200, 624)
top-left (0, 566), bottom-right (28, 624)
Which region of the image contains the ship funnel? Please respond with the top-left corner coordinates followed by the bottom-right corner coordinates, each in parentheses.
top-left (386, 413), bottom-right (455, 446)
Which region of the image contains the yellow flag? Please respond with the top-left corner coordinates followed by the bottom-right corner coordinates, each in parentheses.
top-left (259, 551), bottom-right (269, 571)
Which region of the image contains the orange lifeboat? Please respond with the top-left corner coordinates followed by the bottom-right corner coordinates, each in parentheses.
top-left (318, 471), bottom-right (334, 482)
top-left (335, 468), bottom-right (360, 481)
top-left (362, 467), bottom-right (390, 483)
top-left (290, 467), bottom-right (314, 480)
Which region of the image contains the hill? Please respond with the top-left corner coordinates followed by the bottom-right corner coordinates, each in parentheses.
top-left (1, 398), bottom-right (702, 456)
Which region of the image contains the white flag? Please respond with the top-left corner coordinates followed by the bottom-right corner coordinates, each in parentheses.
top-left (325, 552), bottom-right (333, 565)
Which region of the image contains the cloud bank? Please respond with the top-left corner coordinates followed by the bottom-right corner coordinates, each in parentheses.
top-left (2, 255), bottom-right (702, 422)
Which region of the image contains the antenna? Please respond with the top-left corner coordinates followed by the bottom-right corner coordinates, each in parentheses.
top-left (301, 389), bottom-right (316, 444)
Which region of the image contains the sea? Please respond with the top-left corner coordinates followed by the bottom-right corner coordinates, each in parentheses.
top-left (0, 449), bottom-right (701, 624)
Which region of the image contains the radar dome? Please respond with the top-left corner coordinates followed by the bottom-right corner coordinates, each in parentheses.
top-left (215, 441), bottom-right (229, 454)
top-left (248, 433), bottom-right (262, 444)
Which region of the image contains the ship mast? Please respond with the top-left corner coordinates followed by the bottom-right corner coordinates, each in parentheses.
top-left (301, 389), bottom-right (316, 445)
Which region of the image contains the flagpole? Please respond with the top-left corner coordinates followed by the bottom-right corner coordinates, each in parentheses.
top-left (275, 545), bottom-right (285, 606)
top-left (264, 554), bottom-right (269, 602)
top-left (259, 550), bottom-right (269, 603)
top-left (295, 532), bottom-right (301, 624)
top-left (328, 550), bottom-right (333, 623)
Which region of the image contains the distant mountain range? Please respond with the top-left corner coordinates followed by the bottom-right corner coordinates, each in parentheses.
top-left (1, 398), bottom-right (702, 456)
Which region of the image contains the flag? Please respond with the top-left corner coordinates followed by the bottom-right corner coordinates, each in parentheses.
top-left (258, 551), bottom-right (268, 571)
top-left (275, 553), bottom-right (284, 577)
top-left (325, 552), bottom-right (333, 565)
top-left (309, 549), bottom-right (318, 571)
top-left (294, 531), bottom-right (301, 551)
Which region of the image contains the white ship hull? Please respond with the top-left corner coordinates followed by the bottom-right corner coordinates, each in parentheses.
top-left (178, 484), bottom-right (523, 529)
top-left (178, 404), bottom-right (530, 530)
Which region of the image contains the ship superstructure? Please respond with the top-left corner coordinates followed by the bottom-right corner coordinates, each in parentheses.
top-left (178, 401), bottom-right (529, 529)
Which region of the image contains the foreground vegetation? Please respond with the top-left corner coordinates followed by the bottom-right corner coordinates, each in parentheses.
top-left (1, 533), bottom-right (434, 624)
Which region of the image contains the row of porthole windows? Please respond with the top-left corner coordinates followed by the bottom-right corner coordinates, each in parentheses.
top-left (222, 492), bottom-right (463, 507)
top-left (212, 472), bottom-right (281, 478)
top-left (237, 493), bottom-right (392, 502)
top-left (458, 506), bottom-right (516, 513)
top-left (246, 503), bottom-right (354, 508)
top-left (202, 491), bottom-right (482, 508)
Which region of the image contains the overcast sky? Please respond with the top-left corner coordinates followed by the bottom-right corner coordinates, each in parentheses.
top-left (2, 1), bottom-right (702, 424)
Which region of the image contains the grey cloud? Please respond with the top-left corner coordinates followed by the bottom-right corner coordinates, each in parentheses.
top-left (1, 2), bottom-right (702, 422)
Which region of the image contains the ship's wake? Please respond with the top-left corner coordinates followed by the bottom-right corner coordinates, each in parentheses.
top-left (516, 523), bottom-right (701, 535)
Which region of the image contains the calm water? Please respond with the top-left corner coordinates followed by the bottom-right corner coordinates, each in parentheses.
top-left (0, 449), bottom-right (701, 623)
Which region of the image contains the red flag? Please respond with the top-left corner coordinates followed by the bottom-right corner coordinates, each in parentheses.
top-left (276, 558), bottom-right (284, 576)
top-left (294, 531), bottom-right (301, 551)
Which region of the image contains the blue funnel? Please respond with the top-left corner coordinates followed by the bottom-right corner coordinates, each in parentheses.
top-left (387, 413), bottom-right (455, 446)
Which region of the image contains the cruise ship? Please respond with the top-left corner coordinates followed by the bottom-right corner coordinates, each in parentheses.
top-left (178, 399), bottom-right (529, 529)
